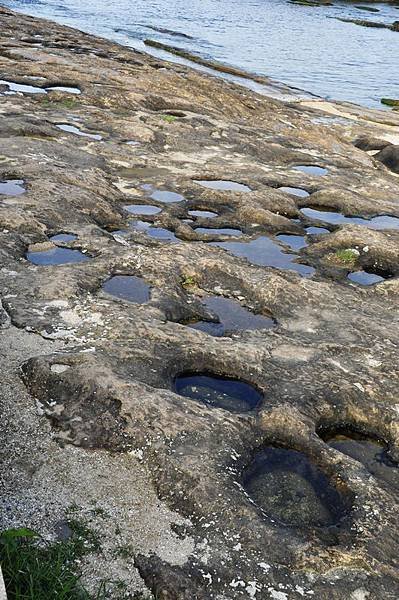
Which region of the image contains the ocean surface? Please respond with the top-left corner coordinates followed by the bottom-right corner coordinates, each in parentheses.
top-left (1, 0), bottom-right (398, 108)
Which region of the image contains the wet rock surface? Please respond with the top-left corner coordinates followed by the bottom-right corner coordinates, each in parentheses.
top-left (0, 6), bottom-right (399, 599)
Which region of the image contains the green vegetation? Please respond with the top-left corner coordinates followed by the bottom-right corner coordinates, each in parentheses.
top-left (334, 248), bottom-right (360, 266)
top-left (181, 274), bottom-right (197, 288)
top-left (0, 512), bottom-right (156, 599)
top-left (160, 114), bottom-right (177, 123)
top-left (381, 98), bottom-right (399, 108)
top-left (0, 523), bottom-right (95, 600)
top-left (37, 96), bottom-right (79, 109)
top-left (0, 520), bottom-right (103, 599)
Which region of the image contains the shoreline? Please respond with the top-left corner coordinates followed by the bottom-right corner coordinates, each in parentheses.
top-left (2, 1), bottom-right (399, 111)
top-left (0, 5), bottom-right (399, 599)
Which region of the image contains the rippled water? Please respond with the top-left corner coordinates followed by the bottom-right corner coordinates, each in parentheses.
top-left (2, 0), bottom-right (398, 107)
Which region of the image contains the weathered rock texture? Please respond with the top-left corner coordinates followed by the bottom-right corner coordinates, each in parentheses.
top-left (0, 6), bottom-right (399, 599)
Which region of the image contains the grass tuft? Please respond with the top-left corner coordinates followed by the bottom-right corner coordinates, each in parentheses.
top-left (181, 274), bottom-right (197, 288)
top-left (37, 96), bottom-right (79, 110)
top-left (0, 520), bottom-right (103, 599)
top-left (333, 248), bottom-right (360, 266)
top-left (160, 114), bottom-right (177, 123)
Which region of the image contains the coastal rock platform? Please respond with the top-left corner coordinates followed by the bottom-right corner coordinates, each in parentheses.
top-left (0, 6), bottom-right (399, 599)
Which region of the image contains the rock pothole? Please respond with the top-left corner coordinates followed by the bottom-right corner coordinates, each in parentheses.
top-left (146, 226), bottom-right (180, 243)
top-left (187, 295), bottom-right (276, 336)
top-left (125, 204), bottom-right (162, 215)
top-left (211, 236), bottom-right (315, 277)
top-left (305, 225), bottom-right (329, 235)
top-left (46, 85), bottom-right (81, 94)
top-left (301, 207), bottom-right (399, 229)
top-left (194, 227), bottom-right (243, 238)
top-left (0, 79), bottom-right (81, 95)
top-left (49, 233), bottom-right (77, 243)
top-left (56, 123), bottom-right (102, 140)
top-left (188, 209), bottom-right (218, 218)
top-left (193, 179), bottom-right (251, 192)
top-left (275, 234), bottom-right (307, 251)
top-left (148, 188), bottom-right (185, 204)
top-left (102, 275), bottom-right (151, 304)
top-left (243, 446), bottom-right (349, 529)
top-left (347, 270), bottom-right (387, 285)
top-left (0, 179), bottom-right (26, 196)
top-left (173, 373), bottom-right (262, 412)
top-left (318, 426), bottom-right (399, 491)
top-left (278, 186), bottom-right (310, 197)
top-left (0, 78), bottom-right (46, 94)
top-left (293, 165), bottom-right (328, 176)
top-left (26, 245), bottom-right (90, 265)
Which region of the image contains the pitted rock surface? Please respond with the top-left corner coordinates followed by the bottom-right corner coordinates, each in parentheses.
top-left (1, 6), bottom-right (399, 599)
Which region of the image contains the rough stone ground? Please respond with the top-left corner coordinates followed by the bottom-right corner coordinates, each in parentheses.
top-left (0, 6), bottom-right (399, 599)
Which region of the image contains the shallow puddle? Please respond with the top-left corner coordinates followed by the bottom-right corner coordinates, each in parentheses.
top-left (212, 236), bottom-right (315, 277)
top-left (0, 79), bottom-right (46, 94)
top-left (193, 180), bottom-right (251, 192)
top-left (147, 227), bottom-right (180, 243)
top-left (320, 429), bottom-right (399, 490)
top-left (102, 275), bottom-right (150, 303)
top-left (347, 270), bottom-right (386, 285)
top-left (150, 189), bottom-right (185, 203)
top-left (366, 215), bottom-right (399, 230)
top-left (128, 220), bottom-right (179, 242)
top-left (50, 233), bottom-right (77, 243)
top-left (195, 227), bottom-right (243, 237)
top-left (174, 373), bottom-right (262, 412)
top-left (276, 234), bottom-right (307, 251)
top-left (243, 447), bottom-right (347, 527)
top-left (301, 207), bottom-right (399, 229)
top-left (188, 209), bottom-right (218, 218)
top-left (189, 296), bottom-right (275, 336)
top-left (56, 124), bottom-right (102, 140)
top-left (27, 247), bottom-right (89, 265)
top-left (0, 179), bottom-right (26, 196)
top-left (294, 165), bottom-right (328, 176)
top-left (129, 220), bottom-right (151, 231)
top-left (278, 186), bottom-right (310, 197)
top-left (47, 85), bottom-right (81, 94)
top-left (305, 226), bottom-right (330, 235)
top-left (125, 204), bottom-right (162, 215)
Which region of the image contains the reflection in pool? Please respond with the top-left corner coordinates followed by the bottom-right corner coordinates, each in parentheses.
top-left (189, 295), bottom-right (275, 336)
top-left (174, 373), bottom-right (262, 412)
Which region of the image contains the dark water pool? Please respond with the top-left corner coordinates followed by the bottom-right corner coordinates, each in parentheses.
top-left (212, 235), bottom-right (315, 277)
top-left (102, 275), bottom-right (150, 303)
top-left (27, 247), bottom-right (89, 265)
top-left (347, 270), bottom-right (386, 285)
top-left (0, 179), bottom-right (26, 196)
top-left (320, 428), bottom-right (399, 490)
top-left (243, 446), bottom-right (348, 527)
top-left (174, 373), bottom-right (262, 412)
top-left (301, 208), bottom-right (399, 229)
top-left (189, 295), bottom-right (276, 336)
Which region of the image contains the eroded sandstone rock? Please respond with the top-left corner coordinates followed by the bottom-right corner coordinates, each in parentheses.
top-left (0, 5), bottom-right (399, 599)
